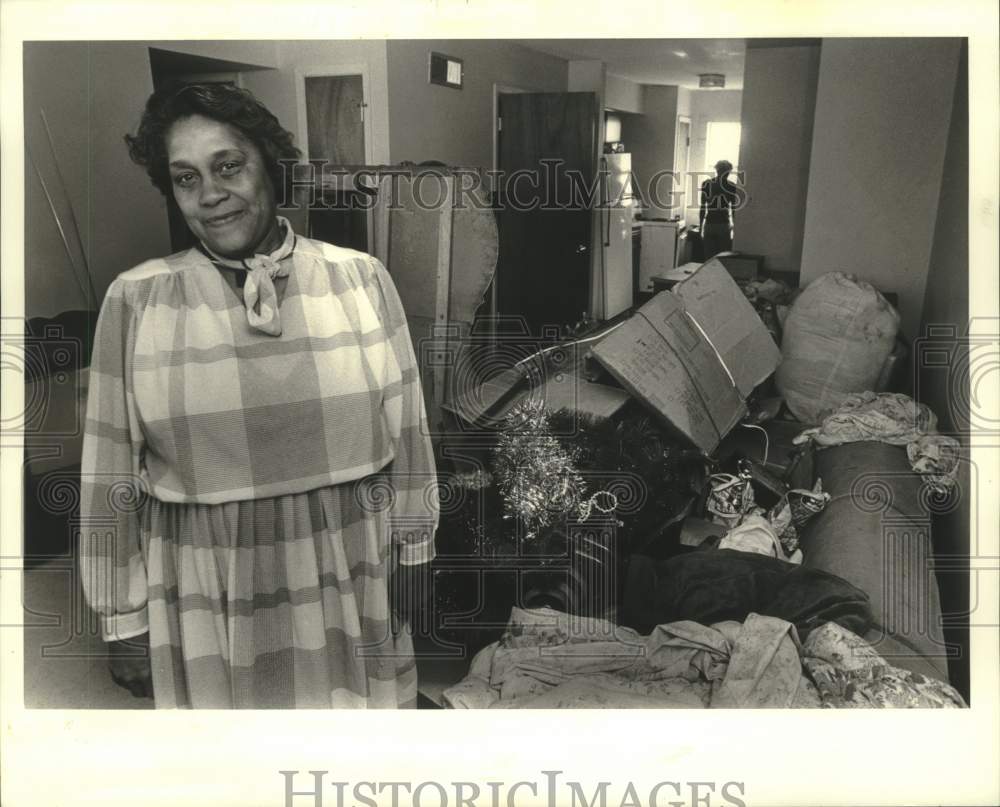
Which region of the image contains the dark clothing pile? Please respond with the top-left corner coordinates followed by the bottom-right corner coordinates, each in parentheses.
top-left (621, 548), bottom-right (873, 641)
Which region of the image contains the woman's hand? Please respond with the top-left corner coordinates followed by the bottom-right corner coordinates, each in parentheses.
top-left (107, 633), bottom-right (154, 699)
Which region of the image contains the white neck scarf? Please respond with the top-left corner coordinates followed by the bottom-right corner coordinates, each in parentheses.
top-left (201, 216), bottom-right (296, 336)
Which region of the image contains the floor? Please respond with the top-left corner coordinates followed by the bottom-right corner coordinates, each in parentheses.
top-left (21, 561), bottom-right (468, 709)
top-left (22, 562), bottom-right (154, 709)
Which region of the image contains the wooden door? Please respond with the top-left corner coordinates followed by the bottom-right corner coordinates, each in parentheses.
top-left (304, 75), bottom-right (365, 164)
top-left (304, 74), bottom-right (369, 253)
top-left (496, 92), bottom-right (597, 339)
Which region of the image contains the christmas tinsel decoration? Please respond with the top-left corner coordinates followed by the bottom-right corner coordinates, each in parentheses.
top-left (430, 400), bottom-right (709, 648)
top-left (492, 399), bottom-right (587, 539)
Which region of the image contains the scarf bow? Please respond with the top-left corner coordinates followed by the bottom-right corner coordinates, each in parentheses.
top-left (242, 253), bottom-right (290, 336)
top-left (201, 216), bottom-right (296, 336)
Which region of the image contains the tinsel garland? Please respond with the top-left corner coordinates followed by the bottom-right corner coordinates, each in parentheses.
top-left (492, 400), bottom-right (587, 539)
top-left (431, 401), bottom-right (709, 645)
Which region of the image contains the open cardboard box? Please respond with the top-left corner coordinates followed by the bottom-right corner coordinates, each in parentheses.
top-left (443, 355), bottom-right (631, 427)
top-left (591, 257), bottom-right (782, 454)
top-left (445, 258), bottom-right (780, 446)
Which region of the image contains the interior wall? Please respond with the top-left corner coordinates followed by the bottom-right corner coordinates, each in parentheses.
top-left (385, 40), bottom-right (568, 168)
top-left (684, 88), bottom-right (743, 225)
top-left (735, 41), bottom-right (821, 273)
top-left (621, 85), bottom-right (679, 218)
top-left (605, 73), bottom-right (643, 114)
top-left (799, 38), bottom-right (962, 338)
top-left (688, 89), bottom-right (743, 171)
top-left (24, 42), bottom-right (171, 318)
top-left (676, 86), bottom-right (692, 118)
top-left (919, 48), bottom-right (969, 376)
top-left (241, 40), bottom-right (390, 165)
top-left (917, 42), bottom-right (969, 700)
top-left (24, 40), bottom-right (391, 319)
top-left (239, 40), bottom-right (391, 236)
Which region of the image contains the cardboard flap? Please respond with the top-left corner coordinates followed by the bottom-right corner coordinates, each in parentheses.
top-left (444, 367), bottom-right (630, 425)
top-left (537, 371), bottom-right (632, 419)
top-left (673, 258), bottom-right (782, 397)
top-left (443, 367), bottom-right (528, 424)
top-left (591, 291), bottom-right (745, 453)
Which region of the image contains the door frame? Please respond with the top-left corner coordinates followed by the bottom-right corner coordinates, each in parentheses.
top-left (294, 64), bottom-right (374, 165)
top-left (489, 83), bottom-right (538, 337)
top-left (294, 64), bottom-right (374, 250)
top-left (492, 82), bottom-right (543, 172)
top-left (492, 91), bottom-right (598, 336)
top-left (675, 114), bottom-right (692, 216)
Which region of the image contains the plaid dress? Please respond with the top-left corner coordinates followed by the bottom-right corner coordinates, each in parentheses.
top-left (79, 221), bottom-right (438, 708)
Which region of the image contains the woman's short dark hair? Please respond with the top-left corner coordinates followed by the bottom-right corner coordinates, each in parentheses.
top-left (124, 81), bottom-right (301, 197)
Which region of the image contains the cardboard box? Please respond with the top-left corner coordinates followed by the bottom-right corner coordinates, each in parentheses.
top-left (444, 366), bottom-right (631, 426)
top-left (673, 258), bottom-right (781, 398)
top-left (650, 262), bottom-right (700, 293)
top-left (445, 320), bottom-right (634, 427)
top-left (590, 258), bottom-right (782, 454)
top-left (715, 252), bottom-right (763, 282)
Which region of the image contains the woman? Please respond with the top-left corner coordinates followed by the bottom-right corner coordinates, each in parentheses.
top-left (79, 82), bottom-right (438, 708)
top-left (699, 159), bottom-right (739, 259)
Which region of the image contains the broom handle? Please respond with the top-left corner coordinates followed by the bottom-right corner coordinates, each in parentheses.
top-left (40, 108), bottom-right (98, 309)
top-left (27, 144), bottom-right (95, 310)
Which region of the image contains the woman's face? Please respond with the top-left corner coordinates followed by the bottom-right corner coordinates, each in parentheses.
top-left (165, 114), bottom-right (279, 259)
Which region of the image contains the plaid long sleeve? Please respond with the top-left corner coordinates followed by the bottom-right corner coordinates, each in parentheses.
top-left (366, 260), bottom-right (439, 566)
top-left (79, 278), bottom-right (150, 641)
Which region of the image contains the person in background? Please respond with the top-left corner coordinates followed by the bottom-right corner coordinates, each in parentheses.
top-left (699, 159), bottom-right (740, 259)
top-left (79, 82), bottom-right (437, 708)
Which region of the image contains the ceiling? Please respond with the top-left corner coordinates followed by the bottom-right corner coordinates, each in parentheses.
top-left (515, 38), bottom-right (746, 89)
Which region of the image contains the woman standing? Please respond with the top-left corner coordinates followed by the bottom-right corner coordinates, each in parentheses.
top-left (699, 159), bottom-right (739, 259)
top-left (79, 82), bottom-right (437, 708)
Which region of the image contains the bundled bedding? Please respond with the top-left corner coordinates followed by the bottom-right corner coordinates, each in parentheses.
top-left (443, 605), bottom-right (965, 709)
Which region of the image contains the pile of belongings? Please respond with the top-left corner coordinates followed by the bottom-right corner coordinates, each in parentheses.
top-left (705, 467), bottom-right (830, 563)
top-left (793, 391), bottom-right (961, 494)
top-left (430, 403), bottom-right (706, 642)
top-left (737, 276), bottom-right (798, 343)
top-left (620, 548), bottom-right (872, 640)
top-left (803, 622), bottom-right (967, 708)
top-left (777, 272), bottom-right (901, 424)
top-left (444, 602), bottom-right (966, 710)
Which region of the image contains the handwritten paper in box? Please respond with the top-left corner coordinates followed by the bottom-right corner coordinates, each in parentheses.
top-left (673, 257), bottom-right (782, 398)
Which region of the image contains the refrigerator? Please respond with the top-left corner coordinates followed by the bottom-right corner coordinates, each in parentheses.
top-left (638, 220), bottom-right (684, 293)
top-left (599, 153), bottom-right (635, 319)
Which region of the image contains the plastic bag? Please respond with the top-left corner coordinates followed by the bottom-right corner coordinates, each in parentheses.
top-left (776, 272), bottom-right (900, 424)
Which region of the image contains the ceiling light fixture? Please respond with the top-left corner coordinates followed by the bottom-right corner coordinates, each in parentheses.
top-left (698, 73), bottom-right (726, 89)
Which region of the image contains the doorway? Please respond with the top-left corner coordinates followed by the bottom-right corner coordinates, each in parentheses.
top-left (675, 115), bottom-right (692, 212)
top-left (704, 121), bottom-right (742, 172)
top-left (495, 91), bottom-right (598, 340)
top-left (295, 67), bottom-right (372, 253)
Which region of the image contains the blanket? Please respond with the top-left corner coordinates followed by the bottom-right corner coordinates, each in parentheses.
top-left (443, 607), bottom-right (965, 709)
top-left (621, 549), bottom-right (873, 640)
top-left (444, 607), bottom-right (817, 708)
